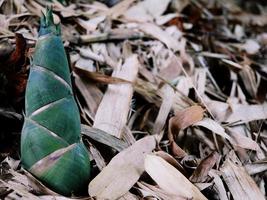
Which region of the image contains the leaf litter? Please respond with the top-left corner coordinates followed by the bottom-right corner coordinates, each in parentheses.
top-left (0, 0), bottom-right (267, 199)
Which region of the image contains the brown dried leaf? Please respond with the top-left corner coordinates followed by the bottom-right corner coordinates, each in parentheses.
top-left (88, 136), bottom-right (156, 199)
top-left (170, 105), bottom-right (204, 131)
top-left (190, 152), bottom-right (220, 183)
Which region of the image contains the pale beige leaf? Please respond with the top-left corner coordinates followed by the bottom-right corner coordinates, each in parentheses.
top-left (108, 0), bottom-right (136, 19)
top-left (193, 118), bottom-right (232, 141)
top-left (93, 54), bottom-right (139, 138)
top-left (139, 23), bottom-right (181, 52)
top-left (153, 84), bottom-right (175, 135)
top-left (89, 136), bottom-right (156, 200)
top-left (227, 127), bottom-right (261, 152)
top-left (225, 103), bottom-right (267, 124)
top-left (145, 155), bottom-right (207, 200)
top-left (245, 160), bottom-right (267, 175)
top-left (138, 182), bottom-right (187, 200)
top-left (220, 151), bottom-right (265, 200)
top-left (123, 0), bottom-right (170, 22)
top-left (208, 170), bottom-right (229, 200)
top-left (242, 39), bottom-right (260, 55)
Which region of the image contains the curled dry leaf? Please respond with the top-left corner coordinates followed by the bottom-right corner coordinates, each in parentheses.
top-left (167, 106), bottom-right (204, 157)
top-left (190, 151), bottom-right (220, 183)
top-left (88, 136), bottom-right (156, 200)
top-left (170, 105), bottom-right (204, 132)
top-left (139, 23), bottom-right (181, 52)
top-left (144, 155), bottom-right (208, 200)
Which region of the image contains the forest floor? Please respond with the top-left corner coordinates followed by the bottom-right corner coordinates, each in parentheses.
top-left (0, 0), bottom-right (267, 199)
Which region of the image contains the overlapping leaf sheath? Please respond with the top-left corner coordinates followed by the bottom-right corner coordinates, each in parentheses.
top-left (21, 8), bottom-right (90, 196)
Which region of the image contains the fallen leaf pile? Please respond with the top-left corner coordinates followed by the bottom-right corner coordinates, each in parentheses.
top-left (0, 0), bottom-right (267, 199)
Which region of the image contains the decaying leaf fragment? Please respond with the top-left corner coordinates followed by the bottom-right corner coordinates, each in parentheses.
top-left (145, 155), bottom-right (208, 200)
top-left (89, 136), bottom-right (156, 200)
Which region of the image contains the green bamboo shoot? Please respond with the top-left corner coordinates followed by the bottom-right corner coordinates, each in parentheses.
top-left (21, 8), bottom-right (90, 196)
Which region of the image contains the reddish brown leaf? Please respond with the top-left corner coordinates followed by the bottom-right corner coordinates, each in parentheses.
top-left (170, 105), bottom-right (204, 133)
top-left (190, 151), bottom-right (220, 183)
top-left (4, 33), bottom-right (27, 73)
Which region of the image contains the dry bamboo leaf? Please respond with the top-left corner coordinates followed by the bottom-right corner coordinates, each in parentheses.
top-left (40, 196), bottom-right (92, 200)
top-left (170, 105), bottom-right (204, 132)
top-left (153, 84), bottom-right (175, 135)
top-left (145, 155), bottom-right (208, 200)
top-left (190, 152), bottom-right (220, 183)
top-left (193, 118), bottom-right (232, 141)
top-left (0, 179), bottom-right (39, 200)
top-left (159, 53), bottom-right (182, 81)
top-left (108, 0), bottom-right (136, 19)
top-left (225, 103), bottom-right (267, 124)
top-left (154, 151), bottom-right (187, 176)
top-left (123, 0), bottom-right (170, 22)
top-left (245, 160), bottom-right (267, 175)
top-left (88, 143), bottom-right (106, 171)
top-left (137, 182), bottom-right (187, 200)
top-left (74, 75), bottom-right (102, 118)
top-left (239, 64), bottom-right (258, 98)
top-left (81, 125), bottom-right (128, 152)
top-left (205, 99), bottom-right (229, 122)
top-left (118, 192), bottom-right (139, 200)
top-left (221, 59), bottom-right (243, 69)
top-left (77, 16), bottom-right (106, 33)
top-left (226, 127), bottom-right (261, 152)
top-left (89, 136), bottom-right (156, 199)
top-left (93, 54), bottom-right (139, 138)
top-left (139, 23), bottom-right (181, 52)
top-left (74, 66), bottom-right (131, 84)
top-left (208, 170), bottom-right (229, 200)
top-left (220, 151), bottom-right (265, 200)
top-left (240, 39), bottom-right (260, 55)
